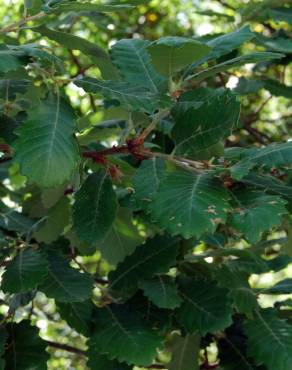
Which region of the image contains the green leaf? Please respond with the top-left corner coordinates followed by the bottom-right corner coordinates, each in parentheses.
top-left (188, 25), bottom-right (254, 70)
top-left (87, 353), bottom-right (131, 370)
top-left (262, 278), bottom-right (292, 294)
top-left (150, 169), bottom-right (230, 239)
top-left (0, 44), bottom-right (22, 72)
top-left (4, 321), bottom-right (49, 370)
top-left (90, 305), bottom-right (162, 366)
top-left (1, 248), bottom-right (48, 293)
top-left (147, 37), bottom-right (211, 76)
top-left (39, 251), bottom-right (93, 302)
top-left (139, 276), bottom-right (182, 309)
top-left (50, 2), bottom-right (134, 13)
top-left (231, 142), bottom-right (292, 180)
top-left (14, 93), bottom-right (79, 187)
top-left (168, 333), bottom-right (200, 370)
top-left (110, 39), bottom-right (166, 93)
top-left (215, 266), bottom-right (258, 318)
top-left (96, 208), bottom-right (143, 266)
top-left (172, 89), bottom-right (240, 156)
top-left (75, 77), bottom-right (167, 113)
top-left (176, 278), bottom-right (233, 335)
top-left (34, 197), bottom-right (70, 243)
top-left (255, 33), bottom-right (292, 53)
top-left (57, 300), bottom-right (93, 336)
top-left (35, 26), bottom-right (117, 79)
top-left (186, 52), bottom-right (284, 83)
top-left (244, 309), bottom-right (292, 370)
top-left (230, 190), bottom-right (287, 243)
top-left (263, 79), bottom-right (292, 99)
top-left (0, 210), bottom-right (34, 234)
top-left (109, 235), bottom-right (179, 297)
top-left (133, 158), bottom-right (166, 212)
top-left (268, 7), bottom-right (292, 22)
top-left (73, 171), bottom-right (118, 245)
top-left (241, 173), bottom-right (292, 200)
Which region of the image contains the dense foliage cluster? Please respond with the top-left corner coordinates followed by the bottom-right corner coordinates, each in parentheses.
top-left (0, 0), bottom-right (292, 369)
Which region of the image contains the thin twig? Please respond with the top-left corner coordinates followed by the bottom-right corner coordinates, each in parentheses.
top-left (45, 340), bottom-right (86, 356)
top-left (0, 11), bottom-right (45, 33)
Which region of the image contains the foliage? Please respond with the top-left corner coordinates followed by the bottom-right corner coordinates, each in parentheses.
top-left (0, 0), bottom-right (291, 370)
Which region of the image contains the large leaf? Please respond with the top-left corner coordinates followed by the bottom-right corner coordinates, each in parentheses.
top-left (90, 305), bottom-right (162, 366)
top-left (147, 37), bottom-right (211, 76)
top-left (39, 251), bottom-right (93, 302)
top-left (4, 322), bottom-right (49, 370)
top-left (139, 276), bottom-right (182, 309)
top-left (75, 77), bottom-right (166, 113)
top-left (133, 158), bottom-right (166, 212)
top-left (168, 333), bottom-right (200, 370)
top-left (171, 89), bottom-right (240, 156)
top-left (14, 93), bottom-right (79, 187)
top-left (230, 190), bottom-right (287, 243)
top-left (1, 248), bottom-right (48, 294)
top-left (109, 235), bottom-right (179, 297)
top-left (57, 300), bottom-right (93, 336)
top-left (35, 26), bottom-right (117, 79)
top-left (186, 52), bottom-right (284, 83)
top-left (176, 278), bottom-right (233, 335)
top-left (244, 309), bottom-right (292, 370)
top-left (96, 208), bottom-right (143, 266)
top-left (231, 142), bottom-right (292, 180)
top-left (150, 169), bottom-right (230, 239)
top-left (34, 197), bottom-right (70, 243)
top-left (73, 171), bottom-right (118, 245)
top-left (110, 39), bottom-right (165, 93)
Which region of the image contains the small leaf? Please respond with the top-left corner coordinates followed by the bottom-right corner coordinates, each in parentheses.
top-left (188, 25), bottom-right (254, 70)
top-left (244, 309), bottom-right (292, 370)
top-left (139, 276), bottom-right (182, 309)
top-left (73, 171), bottom-right (118, 245)
top-left (14, 93), bottom-right (79, 187)
top-left (57, 300), bottom-right (94, 336)
top-left (231, 142), bottom-right (292, 180)
top-left (230, 190), bottom-right (287, 243)
top-left (109, 235), bottom-right (179, 297)
top-left (111, 39), bottom-right (166, 93)
top-left (1, 248), bottom-right (48, 293)
top-left (176, 278), bottom-right (233, 335)
top-left (186, 52), bottom-right (284, 83)
top-left (0, 44), bottom-right (22, 72)
top-left (90, 305), bottom-right (162, 366)
top-left (34, 197), bottom-right (70, 243)
top-left (168, 333), bottom-right (200, 370)
top-left (4, 321), bottom-right (49, 370)
top-left (39, 251), bottom-right (93, 302)
top-left (147, 37), bottom-right (211, 76)
top-left (87, 353), bottom-right (131, 370)
top-left (96, 208), bottom-right (143, 266)
top-left (35, 26), bottom-right (117, 79)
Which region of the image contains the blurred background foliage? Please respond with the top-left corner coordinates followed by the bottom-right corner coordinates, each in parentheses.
top-left (0, 0), bottom-right (291, 369)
